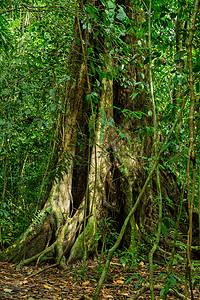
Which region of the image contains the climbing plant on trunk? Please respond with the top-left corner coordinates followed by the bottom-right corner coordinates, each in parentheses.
top-left (0, 0), bottom-right (188, 274)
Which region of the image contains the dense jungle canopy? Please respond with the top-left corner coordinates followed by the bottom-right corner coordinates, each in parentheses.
top-left (0, 0), bottom-right (200, 299)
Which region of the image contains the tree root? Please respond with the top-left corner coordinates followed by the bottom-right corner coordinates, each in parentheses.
top-left (129, 283), bottom-right (190, 300)
top-left (26, 262), bottom-right (59, 279)
top-left (16, 241), bottom-right (56, 270)
top-left (67, 215), bottom-right (97, 264)
top-left (25, 213), bottom-right (92, 278)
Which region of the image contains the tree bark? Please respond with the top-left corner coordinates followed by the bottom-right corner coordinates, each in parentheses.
top-left (0, 0), bottom-right (183, 268)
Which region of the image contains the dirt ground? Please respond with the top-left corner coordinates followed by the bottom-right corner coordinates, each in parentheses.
top-left (0, 258), bottom-right (199, 299)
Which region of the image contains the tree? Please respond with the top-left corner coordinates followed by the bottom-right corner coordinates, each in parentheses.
top-left (0, 0), bottom-right (199, 287)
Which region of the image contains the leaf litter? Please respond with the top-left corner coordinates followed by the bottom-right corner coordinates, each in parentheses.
top-left (0, 258), bottom-right (199, 299)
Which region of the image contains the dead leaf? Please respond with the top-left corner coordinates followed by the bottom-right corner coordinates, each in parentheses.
top-left (59, 279), bottom-right (69, 284)
top-left (19, 280), bottom-right (29, 285)
top-left (82, 280), bottom-right (90, 286)
top-left (115, 279), bottom-right (124, 284)
top-left (3, 288), bottom-right (12, 293)
top-left (43, 284), bottom-right (52, 289)
top-left (110, 262), bottom-right (121, 266)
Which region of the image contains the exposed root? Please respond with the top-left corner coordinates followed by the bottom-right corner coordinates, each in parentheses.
top-left (26, 262), bottom-right (59, 279)
top-left (16, 241), bottom-right (56, 270)
top-left (25, 213), bottom-right (92, 278)
top-left (67, 215), bottom-right (98, 264)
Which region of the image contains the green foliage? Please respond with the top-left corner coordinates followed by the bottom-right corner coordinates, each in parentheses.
top-left (117, 226), bottom-right (151, 269)
top-left (0, 200), bottom-right (32, 249)
top-left (0, 15), bottom-right (13, 53)
top-left (96, 217), bottom-right (119, 254)
top-left (158, 273), bottom-right (182, 297)
top-left (0, 1), bottom-right (200, 287)
top-left (0, 1), bottom-right (75, 246)
top-left (191, 261), bottom-right (200, 290)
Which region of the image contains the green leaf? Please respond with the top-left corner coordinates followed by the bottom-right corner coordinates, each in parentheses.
top-left (193, 65), bottom-right (200, 73)
top-left (116, 6), bottom-right (128, 21)
top-left (37, 120), bottom-right (43, 129)
top-left (2, 89), bottom-right (9, 95)
top-left (130, 92), bottom-right (139, 100)
top-left (58, 75), bottom-right (70, 84)
top-left (160, 287), bottom-right (165, 297)
top-left (93, 31), bottom-right (100, 39)
top-left (25, 109), bottom-right (31, 115)
top-left (170, 13), bottom-right (176, 18)
top-left (86, 92), bottom-right (98, 104)
top-left (144, 57), bottom-right (150, 64)
top-left (108, 0), bottom-right (116, 10)
top-left (50, 104), bottom-right (57, 112)
top-left (177, 74), bottom-right (182, 85)
top-left (164, 281), bottom-right (170, 294)
top-left (161, 223), bottom-right (168, 236)
top-left (119, 132), bottom-right (126, 138)
top-left (87, 47), bottom-right (93, 55)
top-left (90, 62), bottom-right (95, 74)
top-left (163, 217), bottom-right (170, 229)
top-left (163, 216), bottom-right (176, 228)
top-left (174, 50), bottom-right (186, 62)
top-left (152, 51), bottom-right (161, 58)
top-left (154, 58), bottom-right (162, 66)
top-left (161, 143), bottom-right (170, 152)
top-left (157, 273), bottom-right (167, 280)
top-left (49, 89), bottom-right (55, 99)
top-left (196, 82), bottom-right (199, 93)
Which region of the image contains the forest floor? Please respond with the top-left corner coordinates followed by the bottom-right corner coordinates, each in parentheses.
top-left (0, 257), bottom-right (199, 299)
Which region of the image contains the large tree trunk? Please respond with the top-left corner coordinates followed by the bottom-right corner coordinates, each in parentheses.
top-left (0, 0), bottom-right (182, 268)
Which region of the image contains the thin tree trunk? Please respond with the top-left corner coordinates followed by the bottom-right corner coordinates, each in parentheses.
top-left (185, 1), bottom-right (199, 298)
